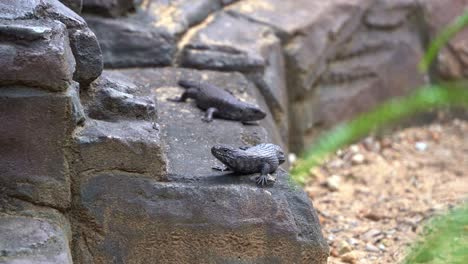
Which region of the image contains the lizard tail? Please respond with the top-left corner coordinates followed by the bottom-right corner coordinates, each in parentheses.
top-left (178, 79), bottom-right (200, 89)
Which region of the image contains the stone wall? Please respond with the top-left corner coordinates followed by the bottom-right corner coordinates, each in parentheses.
top-left (1, 0), bottom-right (467, 263)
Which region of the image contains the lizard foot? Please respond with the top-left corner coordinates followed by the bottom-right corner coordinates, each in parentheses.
top-left (255, 174), bottom-right (274, 187)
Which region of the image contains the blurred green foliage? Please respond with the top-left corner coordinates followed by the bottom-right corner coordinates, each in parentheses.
top-left (419, 10), bottom-right (468, 72)
top-left (290, 12), bottom-right (468, 264)
top-left (291, 12), bottom-right (468, 185)
top-left (403, 205), bottom-right (468, 264)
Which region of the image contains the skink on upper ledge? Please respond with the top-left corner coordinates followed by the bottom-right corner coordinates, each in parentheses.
top-left (168, 79), bottom-right (267, 123)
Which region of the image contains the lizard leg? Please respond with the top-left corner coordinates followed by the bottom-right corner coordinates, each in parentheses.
top-left (256, 163), bottom-right (272, 187)
top-left (212, 165), bottom-right (231, 172)
top-left (168, 88), bottom-right (197, 102)
top-left (202, 107), bottom-right (218, 122)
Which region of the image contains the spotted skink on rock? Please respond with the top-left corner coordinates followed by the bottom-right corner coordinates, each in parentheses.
top-left (211, 143), bottom-right (285, 186)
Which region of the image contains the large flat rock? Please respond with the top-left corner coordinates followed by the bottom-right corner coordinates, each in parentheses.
top-left (112, 67), bottom-right (284, 178)
top-left (72, 67), bottom-right (327, 263)
top-left (178, 11), bottom-right (289, 143)
top-left (0, 87), bottom-right (83, 209)
top-left (74, 171), bottom-right (328, 264)
top-left (0, 19), bottom-right (75, 91)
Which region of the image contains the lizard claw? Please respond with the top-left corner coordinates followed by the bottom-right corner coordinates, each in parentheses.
top-left (255, 174), bottom-right (275, 187)
top-left (255, 175), bottom-right (268, 187)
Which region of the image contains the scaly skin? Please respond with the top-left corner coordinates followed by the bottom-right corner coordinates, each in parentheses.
top-left (168, 79), bottom-right (267, 122)
top-left (211, 143), bottom-right (285, 186)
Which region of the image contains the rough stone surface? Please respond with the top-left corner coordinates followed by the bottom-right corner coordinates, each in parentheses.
top-left (179, 12), bottom-right (267, 72)
top-left (228, 0), bottom-right (426, 152)
top-left (82, 0), bottom-right (240, 68)
top-left (74, 172), bottom-right (328, 264)
top-left (84, 14), bottom-right (175, 68)
top-left (178, 11), bottom-right (289, 142)
top-left (0, 200), bottom-right (72, 264)
top-left (71, 67), bottom-right (326, 263)
top-left (114, 67), bottom-right (284, 178)
top-left (69, 27), bottom-right (104, 85)
top-left (81, 71), bottom-right (157, 121)
top-left (0, 19), bottom-right (75, 91)
top-left (59, 0), bottom-right (83, 13)
top-left (0, 0), bottom-right (103, 85)
top-left (227, 0), bottom-right (370, 152)
top-left (139, 0), bottom-right (227, 36)
top-left (293, 0), bottom-right (426, 150)
top-left (82, 0), bottom-right (140, 17)
top-left (0, 87), bottom-right (83, 209)
top-left (74, 120), bottom-right (167, 180)
top-left (424, 0), bottom-right (468, 79)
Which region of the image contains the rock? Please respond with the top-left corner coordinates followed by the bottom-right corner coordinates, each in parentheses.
top-left (0, 201), bottom-right (73, 264)
top-left (228, 0), bottom-right (427, 152)
top-left (0, 0), bottom-right (103, 85)
top-left (0, 19), bottom-right (75, 91)
top-left (82, 72), bottom-right (157, 121)
top-left (110, 67), bottom-right (285, 178)
top-left (325, 175), bottom-right (342, 192)
top-left (337, 240), bottom-right (353, 255)
top-left (415, 141), bottom-right (428, 151)
top-left (142, 0), bottom-right (224, 36)
top-left (228, 0), bottom-right (368, 151)
top-left (73, 171), bottom-right (329, 263)
top-left (82, 0), bottom-right (140, 17)
top-left (364, 211), bottom-right (384, 221)
top-left (179, 12), bottom-right (269, 72)
top-left (362, 229), bottom-right (383, 242)
top-left (296, 0), bottom-right (426, 151)
top-left (178, 11), bottom-right (288, 141)
top-left (341, 251), bottom-right (360, 264)
top-left (365, 243), bottom-right (380, 253)
top-left (0, 86), bottom-right (83, 210)
top-left (84, 14), bottom-right (175, 68)
top-left (69, 28), bottom-right (104, 85)
top-left (288, 153), bottom-right (297, 164)
top-left (82, 0), bottom-right (237, 68)
top-left (74, 120), bottom-right (167, 180)
top-left (71, 67), bottom-right (326, 263)
top-left (59, 0), bottom-right (83, 13)
top-left (378, 244), bottom-right (386, 251)
top-left (351, 153), bottom-right (366, 165)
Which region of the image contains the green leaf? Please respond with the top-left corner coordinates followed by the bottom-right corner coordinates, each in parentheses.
top-left (419, 11), bottom-right (468, 73)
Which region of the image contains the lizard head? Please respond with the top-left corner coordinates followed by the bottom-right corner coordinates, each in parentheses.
top-left (239, 104), bottom-right (267, 121)
top-left (277, 149), bottom-right (286, 164)
top-left (211, 145), bottom-right (239, 167)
